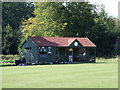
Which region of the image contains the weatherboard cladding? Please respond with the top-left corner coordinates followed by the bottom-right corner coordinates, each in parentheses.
top-left (29, 36), bottom-right (96, 47)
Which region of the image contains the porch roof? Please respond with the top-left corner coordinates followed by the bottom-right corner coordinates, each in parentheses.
top-left (29, 36), bottom-right (96, 47)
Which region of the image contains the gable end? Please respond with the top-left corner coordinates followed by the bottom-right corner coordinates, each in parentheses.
top-left (69, 39), bottom-right (83, 47)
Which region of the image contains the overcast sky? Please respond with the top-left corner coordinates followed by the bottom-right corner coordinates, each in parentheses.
top-left (89, 0), bottom-right (119, 18)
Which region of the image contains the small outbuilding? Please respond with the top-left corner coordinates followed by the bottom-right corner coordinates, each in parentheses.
top-left (20, 36), bottom-right (96, 64)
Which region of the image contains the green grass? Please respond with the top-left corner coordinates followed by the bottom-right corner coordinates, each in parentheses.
top-left (2, 63), bottom-right (118, 88)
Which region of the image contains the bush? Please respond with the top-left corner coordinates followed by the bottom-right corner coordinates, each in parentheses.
top-left (2, 60), bottom-right (15, 63)
top-left (0, 55), bottom-right (19, 65)
top-left (0, 54), bottom-right (19, 60)
top-left (96, 56), bottom-right (118, 63)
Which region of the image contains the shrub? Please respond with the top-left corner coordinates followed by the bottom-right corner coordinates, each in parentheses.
top-left (0, 54), bottom-right (19, 60)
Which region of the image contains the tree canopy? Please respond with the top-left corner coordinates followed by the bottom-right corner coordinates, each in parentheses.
top-left (2, 2), bottom-right (34, 54)
top-left (22, 2), bottom-right (98, 37)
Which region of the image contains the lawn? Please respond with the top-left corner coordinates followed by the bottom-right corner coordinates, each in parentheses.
top-left (2, 63), bottom-right (118, 88)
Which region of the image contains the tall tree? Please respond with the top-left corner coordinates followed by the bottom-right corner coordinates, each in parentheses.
top-left (2, 2), bottom-right (34, 54)
top-left (22, 2), bottom-right (67, 38)
top-left (22, 2), bottom-right (97, 38)
top-left (2, 2), bottom-right (34, 29)
top-left (89, 6), bottom-right (119, 57)
top-left (2, 24), bottom-right (18, 54)
top-left (62, 2), bottom-right (97, 37)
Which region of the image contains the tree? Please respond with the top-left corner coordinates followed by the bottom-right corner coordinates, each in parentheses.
top-left (89, 5), bottom-right (119, 57)
top-left (62, 2), bottom-right (98, 37)
top-left (22, 2), bottom-right (68, 38)
top-left (22, 2), bottom-right (98, 38)
top-left (2, 2), bottom-right (34, 54)
top-left (2, 2), bottom-right (34, 29)
top-left (2, 24), bottom-right (19, 54)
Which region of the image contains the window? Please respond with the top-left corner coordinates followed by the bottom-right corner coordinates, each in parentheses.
top-left (48, 47), bottom-right (51, 51)
top-left (39, 47), bottom-right (47, 58)
top-left (59, 48), bottom-right (65, 56)
top-left (48, 52), bottom-right (51, 56)
top-left (48, 47), bottom-right (52, 56)
top-left (40, 52), bottom-right (47, 57)
top-left (79, 48), bottom-right (86, 55)
top-left (66, 48), bottom-right (73, 55)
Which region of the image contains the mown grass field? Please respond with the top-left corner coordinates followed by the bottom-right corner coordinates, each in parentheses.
top-left (2, 62), bottom-right (118, 88)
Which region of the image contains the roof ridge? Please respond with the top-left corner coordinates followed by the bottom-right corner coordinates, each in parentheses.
top-left (29, 36), bottom-right (87, 38)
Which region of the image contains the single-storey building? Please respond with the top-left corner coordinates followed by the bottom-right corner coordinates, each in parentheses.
top-left (20, 36), bottom-right (96, 64)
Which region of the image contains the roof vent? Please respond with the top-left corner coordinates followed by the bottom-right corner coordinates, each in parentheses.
top-left (76, 32), bottom-right (79, 37)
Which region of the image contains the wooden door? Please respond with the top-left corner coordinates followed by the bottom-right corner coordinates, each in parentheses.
top-left (25, 49), bottom-right (31, 63)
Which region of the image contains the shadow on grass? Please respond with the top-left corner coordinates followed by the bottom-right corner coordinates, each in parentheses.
top-left (70, 62), bottom-right (109, 64)
top-left (95, 62), bottom-right (109, 64)
top-left (0, 64), bottom-right (14, 67)
top-left (0, 62), bottom-right (112, 67)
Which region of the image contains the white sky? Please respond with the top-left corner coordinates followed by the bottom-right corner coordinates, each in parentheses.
top-left (89, 0), bottom-right (119, 18)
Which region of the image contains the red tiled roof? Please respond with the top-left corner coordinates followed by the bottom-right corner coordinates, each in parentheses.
top-left (29, 36), bottom-right (96, 47)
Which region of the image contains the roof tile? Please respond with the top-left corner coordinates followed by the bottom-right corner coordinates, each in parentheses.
top-left (29, 36), bottom-right (96, 47)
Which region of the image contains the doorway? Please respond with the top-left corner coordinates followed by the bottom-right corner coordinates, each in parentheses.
top-left (67, 48), bottom-right (73, 62)
top-left (73, 48), bottom-right (79, 61)
top-left (25, 49), bottom-right (31, 63)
